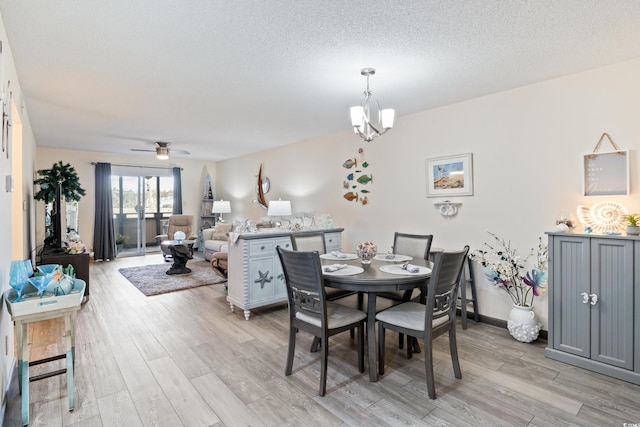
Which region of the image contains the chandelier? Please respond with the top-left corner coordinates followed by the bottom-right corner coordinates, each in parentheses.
top-left (350, 68), bottom-right (395, 142)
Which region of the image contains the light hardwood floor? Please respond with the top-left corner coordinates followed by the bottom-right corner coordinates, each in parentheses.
top-left (4, 253), bottom-right (640, 426)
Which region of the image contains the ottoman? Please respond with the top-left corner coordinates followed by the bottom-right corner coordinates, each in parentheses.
top-left (211, 252), bottom-right (228, 280)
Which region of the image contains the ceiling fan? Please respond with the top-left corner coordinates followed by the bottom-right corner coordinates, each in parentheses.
top-left (130, 141), bottom-right (190, 160)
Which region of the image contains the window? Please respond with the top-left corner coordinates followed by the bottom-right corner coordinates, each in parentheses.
top-left (111, 175), bottom-right (174, 216)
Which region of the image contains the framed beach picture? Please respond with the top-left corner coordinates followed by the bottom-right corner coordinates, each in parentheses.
top-left (425, 153), bottom-right (473, 197)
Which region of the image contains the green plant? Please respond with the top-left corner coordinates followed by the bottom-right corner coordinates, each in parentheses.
top-left (34, 161), bottom-right (86, 204)
top-left (116, 234), bottom-right (128, 245)
top-left (625, 214), bottom-right (639, 227)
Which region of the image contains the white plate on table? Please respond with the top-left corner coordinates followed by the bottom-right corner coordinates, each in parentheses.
top-left (374, 254), bottom-right (413, 262)
top-left (322, 265), bottom-right (364, 276)
top-left (320, 252), bottom-right (359, 261)
top-left (379, 264), bottom-right (431, 276)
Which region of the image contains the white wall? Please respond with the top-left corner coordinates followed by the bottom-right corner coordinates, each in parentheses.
top-left (34, 147), bottom-right (217, 252)
top-left (0, 16), bottom-right (37, 407)
top-left (215, 57), bottom-right (640, 329)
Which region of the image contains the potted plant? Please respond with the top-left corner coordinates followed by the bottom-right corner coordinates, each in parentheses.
top-left (34, 161), bottom-right (86, 249)
top-left (470, 231), bottom-right (548, 342)
top-left (34, 161), bottom-right (85, 204)
top-left (625, 214), bottom-right (640, 235)
top-left (116, 234), bottom-right (128, 254)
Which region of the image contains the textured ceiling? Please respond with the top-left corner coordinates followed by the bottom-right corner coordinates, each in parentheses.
top-left (1, 1), bottom-right (640, 161)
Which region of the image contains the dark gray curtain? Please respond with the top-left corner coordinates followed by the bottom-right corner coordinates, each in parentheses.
top-left (93, 162), bottom-right (116, 261)
top-left (172, 167), bottom-right (183, 214)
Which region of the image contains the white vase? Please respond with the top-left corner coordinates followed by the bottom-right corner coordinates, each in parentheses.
top-left (507, 304), bottom-right (541, 343)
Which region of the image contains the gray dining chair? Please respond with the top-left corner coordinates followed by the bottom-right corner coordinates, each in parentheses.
top-left (378, 232), bottom-right (433, 350)
top-left (291, 232), bottom-right (358, 352)
top-left (276, 247), bottom-right (366, 396)
top-left (291, 232), bottom-right (356, 302)
top-left (376, 245), bottom-right (469, 399)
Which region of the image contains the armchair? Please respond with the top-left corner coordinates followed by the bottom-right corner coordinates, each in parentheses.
top-left (155, 215), bottom-right (197, 261)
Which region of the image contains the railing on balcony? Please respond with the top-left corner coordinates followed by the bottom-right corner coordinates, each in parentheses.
top-left (113, 213), bottom-right (170, 252)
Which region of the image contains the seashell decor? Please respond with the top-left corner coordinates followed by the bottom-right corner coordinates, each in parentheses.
top-left (576, 201), bottom-right (627, 233)
top-left (355, 241), bottom-right (377, 264)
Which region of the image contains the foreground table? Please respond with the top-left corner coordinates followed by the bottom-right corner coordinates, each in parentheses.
top-left (322, 258), bottom-right (430, 382)
top-left (4, 280), bottom-right (85, 426)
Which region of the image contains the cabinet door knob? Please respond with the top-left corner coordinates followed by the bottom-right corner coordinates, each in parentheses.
top-left (589, 293), bottom-right (598, 306)
top-left (581, 292), bottom-right (590, 304)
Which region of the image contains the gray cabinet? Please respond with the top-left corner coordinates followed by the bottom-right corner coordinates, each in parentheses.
top-left (227, 228), bottom-right (343, 320)
top-left (546, 233), bottom-right (639, 384)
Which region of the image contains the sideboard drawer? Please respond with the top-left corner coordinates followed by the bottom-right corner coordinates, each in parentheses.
top-left (250, 240), bottom-right (275, 256)
top-left (275, 238), bottom-right (292, 251)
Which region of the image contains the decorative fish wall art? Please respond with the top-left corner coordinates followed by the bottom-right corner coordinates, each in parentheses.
top-left (342, 147), bottom-right (371, 206)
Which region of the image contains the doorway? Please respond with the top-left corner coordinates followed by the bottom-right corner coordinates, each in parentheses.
top-left (111, 171), bottom-right (174, 256)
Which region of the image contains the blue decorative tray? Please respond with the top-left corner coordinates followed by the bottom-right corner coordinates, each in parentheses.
top-left (3, 279), bottom-right (85, 318)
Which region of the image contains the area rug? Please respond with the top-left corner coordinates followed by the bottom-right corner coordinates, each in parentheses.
top-left (118, 258), bottom-right (226, 296)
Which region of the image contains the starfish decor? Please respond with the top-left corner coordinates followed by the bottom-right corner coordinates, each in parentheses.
top-left (254, 270), bottom-right (272, 289)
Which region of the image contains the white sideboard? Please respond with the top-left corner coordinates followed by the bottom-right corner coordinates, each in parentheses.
top-left (545, 232), bottom-right (640, 385)
top-left (227, 228), bottom-right (343, 320)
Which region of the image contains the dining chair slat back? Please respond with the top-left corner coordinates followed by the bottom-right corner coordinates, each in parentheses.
top-left (393, 232), bottom-right (434, 261)
top-left (291, 232), bottom-right (354, 305)
top-left (290, 232), bottom-right (327, 254)
top-left (379, 232), bottom-right (434, 303)
top-left (376, 245), bottom-right (469, 399)
top-left (277, 247), bottom-right (366, 396)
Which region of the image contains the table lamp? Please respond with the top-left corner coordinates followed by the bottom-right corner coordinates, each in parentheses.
top-left (268, 200), bottom-right (292, 227)
top-left (212, 200), bottom-right (231, 223)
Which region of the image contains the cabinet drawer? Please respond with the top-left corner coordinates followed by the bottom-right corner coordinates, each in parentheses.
top-left (275, 238), bottom-right (292, 251)
top-left (250, 240), bottom-right (275, 256)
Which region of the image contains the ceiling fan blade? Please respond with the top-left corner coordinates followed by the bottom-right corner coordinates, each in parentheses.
top-left (130, 148), bottom-right (155, 152)
top-left (171, 150), bottom-right (190, 155)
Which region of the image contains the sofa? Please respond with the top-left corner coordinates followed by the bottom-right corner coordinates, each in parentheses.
top-left (202, 223), bottom-right (232, 261)
top-left (202, 220), bottom-right (275, 261)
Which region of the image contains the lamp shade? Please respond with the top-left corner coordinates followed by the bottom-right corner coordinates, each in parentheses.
top-left (381, 108), bottom-right (395, 129)
top-left (350, 106), bottom-right (364, 127)
top-left (267, 200), bottom-right (292, 216)
top-left (212, 200), bottom-right (231, 214)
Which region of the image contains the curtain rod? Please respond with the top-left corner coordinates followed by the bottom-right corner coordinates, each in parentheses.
top-left (90, 162), bottom-right (183, 170)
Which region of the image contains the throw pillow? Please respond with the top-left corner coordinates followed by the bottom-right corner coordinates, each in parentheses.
top-left (209, 233), bottom-right (228, 241)
top-left (214, 223), bottom-right (233, 234)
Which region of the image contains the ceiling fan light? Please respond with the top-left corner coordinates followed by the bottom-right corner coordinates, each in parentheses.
top-left (156, 147), bottom-right (169, 160)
